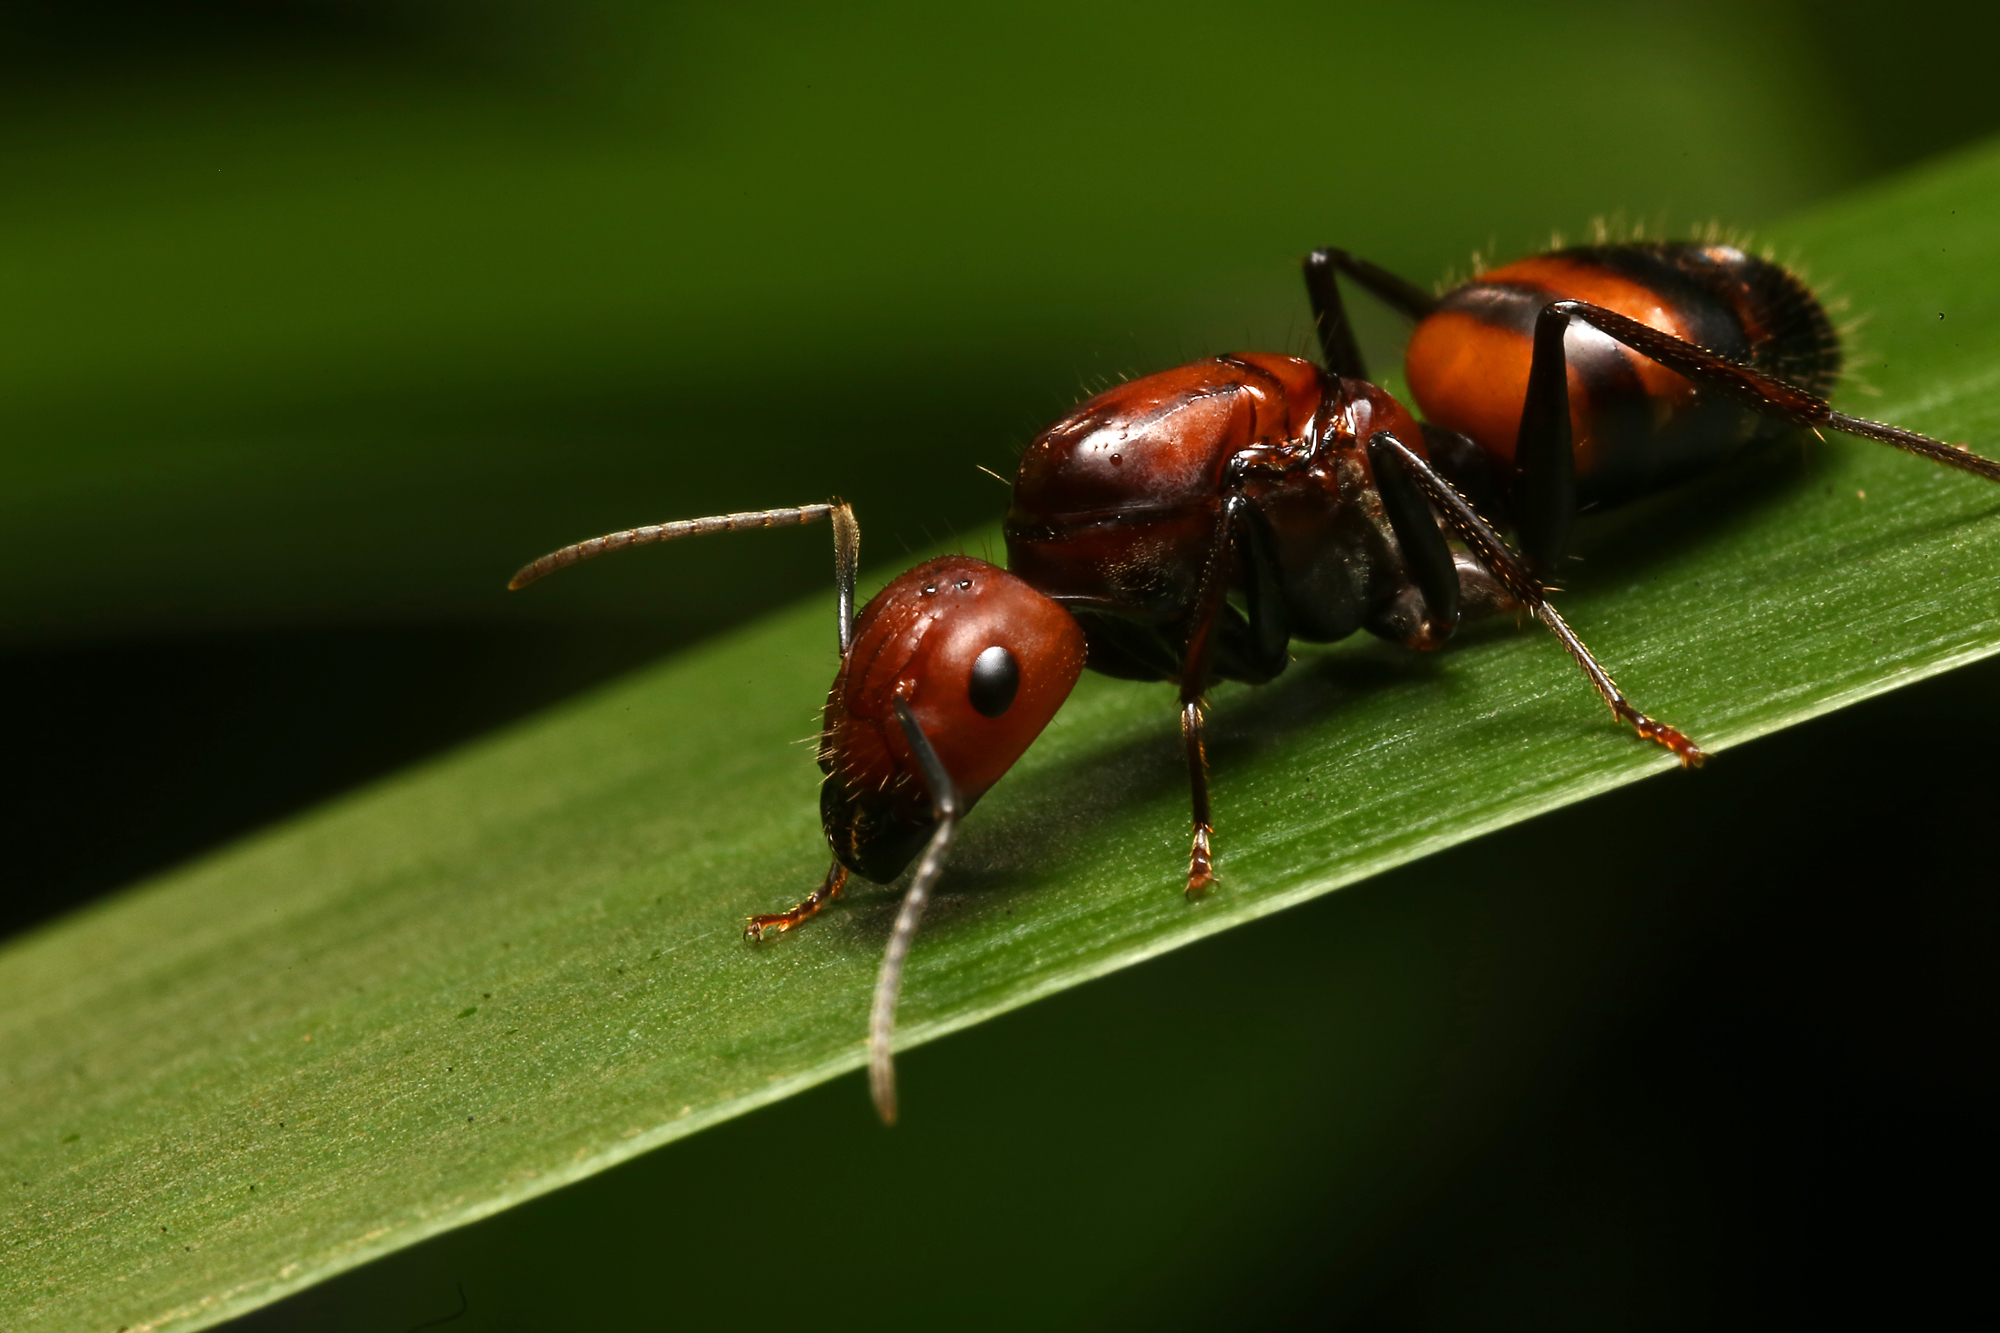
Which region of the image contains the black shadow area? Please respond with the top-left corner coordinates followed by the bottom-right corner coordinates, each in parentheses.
top-left (0, 622), bottom-right (682, 939)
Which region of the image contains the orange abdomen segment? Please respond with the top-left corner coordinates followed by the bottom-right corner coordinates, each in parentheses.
top-left (1405, 311), bottom-right (1546, 466)
top-left (1405, 253), bottom-right (1710, 482)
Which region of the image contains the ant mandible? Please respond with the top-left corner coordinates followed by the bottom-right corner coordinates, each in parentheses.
top-left (510, 237), bottom-right (2000, 1122)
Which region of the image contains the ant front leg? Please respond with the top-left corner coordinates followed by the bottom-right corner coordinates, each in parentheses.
top-left (744, 860), bottom-right (849, 941)
top-left (1371, 431), bottom-right (1705, 767)
top-left (1303, 248), bottom-right (1442, 381)
top-left (1175, 494), bottom-right (1281, 896)
top-left (507, 497), bottom-right (866, 942)
top-left (1178, 697), bottom-right (1216, 898)
top-left (1209, 499), bottom-right (1292, 683)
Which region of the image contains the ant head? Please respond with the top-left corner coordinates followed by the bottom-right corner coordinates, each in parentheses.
top-left (819, 555), bottom-right (1085, 882)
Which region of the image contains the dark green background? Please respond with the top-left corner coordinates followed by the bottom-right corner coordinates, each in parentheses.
top-left (1, 2), bottom-right (1991, 1326)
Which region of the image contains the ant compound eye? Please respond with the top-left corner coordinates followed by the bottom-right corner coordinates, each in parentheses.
top-left (967, 645), bottom-right (1019, 718)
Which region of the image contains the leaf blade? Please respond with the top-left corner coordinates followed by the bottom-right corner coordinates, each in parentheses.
top-left (8, 143), bottom-right (2000, 1333)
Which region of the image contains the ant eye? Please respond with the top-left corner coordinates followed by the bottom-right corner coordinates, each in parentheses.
top-left (967, 645), bottom-right (1019, 718)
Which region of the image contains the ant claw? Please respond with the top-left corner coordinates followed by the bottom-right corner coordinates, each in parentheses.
top-left (1186, 828), bottom-right (1216, 898)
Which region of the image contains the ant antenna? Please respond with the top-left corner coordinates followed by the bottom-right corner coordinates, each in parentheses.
top-left (510, 499), bottom-right (860, 654)
top-left (870, 698), bottom-right (963, 1124)
top-left (507, 503), bottom-right (841, 591)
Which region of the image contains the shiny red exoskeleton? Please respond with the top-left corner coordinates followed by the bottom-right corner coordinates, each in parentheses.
top-left (817, 554), bottom-right (1085, 886)
top-left (1007, 352), bottom-right (1445, 652)
top-left (509, 505), bottom-right (1085, 1123)
top-left (511, 238), bottom-right (2000, 1123)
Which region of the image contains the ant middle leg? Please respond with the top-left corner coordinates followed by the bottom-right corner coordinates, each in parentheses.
top-left (1422, 423), bottom-right (1514, 528)
top-left (1368, 434), bottom-right (1464, 650)
top-left (1368, 434), bottom-right (1516, 647)
top-left (1370, 431), bottom-right (1705, 767)
top-left (1178, 699), bottom-right (1217, 898)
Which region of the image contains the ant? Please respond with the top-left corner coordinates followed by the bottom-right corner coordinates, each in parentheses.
top-left (510, 237), bottom-right (2000, 1122)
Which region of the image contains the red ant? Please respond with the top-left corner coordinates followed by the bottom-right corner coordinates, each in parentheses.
top-left (511, 238), bottom-right (2000, 1122)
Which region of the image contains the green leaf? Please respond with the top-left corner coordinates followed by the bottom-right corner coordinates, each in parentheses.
top-left (8, 142), bottom-right (2000, 1333)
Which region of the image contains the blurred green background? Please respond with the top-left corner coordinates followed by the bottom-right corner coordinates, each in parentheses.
top-left (1, 1), bottom-right (1993, 1326)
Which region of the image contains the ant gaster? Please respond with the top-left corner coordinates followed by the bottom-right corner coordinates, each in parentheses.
top-left (511, 238), bottom-right (2000, 1122)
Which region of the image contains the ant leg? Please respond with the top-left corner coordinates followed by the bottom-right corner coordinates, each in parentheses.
top-left (509, 499), bottom-right (862, 653)
top-left (1540, 300), bottom-right (2000, 485)
top-left (869, 698), bottom-right (963, 1126)
top-left (1370, 431), bottom-right (1706, 767)
top-left (1510, 305), bottom-right (1581, 579)
top-left (1176, 494), bottom-right (1268, 895)
top-left (1422, 423), bottom-right (1513, 528)
top-left (1303, 248), bottom-right (1443, 379)
top-left (1370, 551), bottom-right (1519, 647)
top-left (1306, 248), bottom-right (1441, 321)
top-left (745, 859), bottom-right (849, 941)
top-left (1073, 612), bottom-right (1181, 682)
top-left (1304, 250), bottom-right (1369, 380)
top-left (519, 500), bottom-right (868, 939)
top-left (1210, 500), bottom-right (1291, 682)
top-left (1368, 435), bottom-right (1463, 648)
top-left (1179, 699), bottom-right (1216, 897)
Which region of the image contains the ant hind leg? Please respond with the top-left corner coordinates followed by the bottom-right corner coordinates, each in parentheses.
top-left (1509, 309), bottom-right (1581, 579)
top-left (1543, 300), bottom-right (2000, 485)
top-left (1303, 248), bottom-right (1442, 381)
